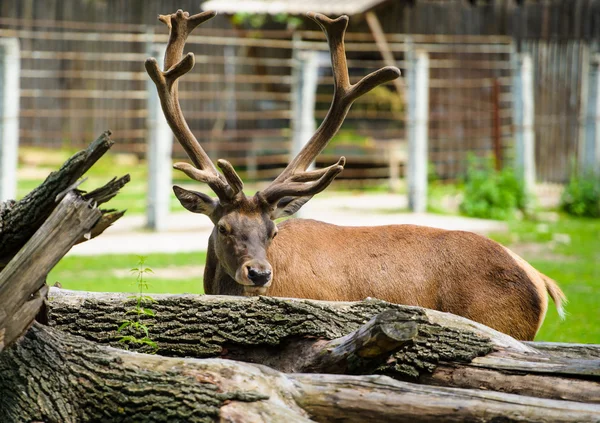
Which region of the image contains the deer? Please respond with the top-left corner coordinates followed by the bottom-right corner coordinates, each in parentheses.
top-left (145, 9), bottom-right (565, 341)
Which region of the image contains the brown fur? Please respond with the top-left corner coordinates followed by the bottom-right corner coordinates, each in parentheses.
top-left (204, 218), bottom-right (566, 341)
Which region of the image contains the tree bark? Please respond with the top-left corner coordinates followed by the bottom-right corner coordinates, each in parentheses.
top-left (47, 290), bottom-right (600, 403)
top-left (0, 131), bottom-right (128, 267)
top-left (1, 323), bottom-right (599, 423)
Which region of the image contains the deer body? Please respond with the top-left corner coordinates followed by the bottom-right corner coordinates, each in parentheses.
top-left (147, 9), bottom-right (565, 342)
top-left (203, 218), bottom-right (563, 341)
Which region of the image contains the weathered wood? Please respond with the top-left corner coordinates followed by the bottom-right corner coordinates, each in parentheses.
top-left (47, 290), bottom-right (494, 370)
top-left (1, 323), bottom-right (599, 423)
top-left (293, 310), bottom-right (418, 374)
top-left (0, 192), bottom-right (102, 351)
top-left (75, 209), bottom-right (126, 245)
top-left (296, 309), bottom-right (418, 374)
top-left (525, 341), bottom-right (600, 360)
top-left (46, 290), bottom-right (600, 403)
top-left (291, 373), bottom-right (600, 423)
top-left (0, 132), bottom-right (129, 350)
top-left (0, 131), bottom-right (117, 264)
top-left (422, 362), bottom-right (600, 404)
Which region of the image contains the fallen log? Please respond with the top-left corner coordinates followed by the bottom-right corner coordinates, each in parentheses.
top-left (47, 290), bottom-right (600, 404)
top-left (1, 322), bottom-right (599, 423)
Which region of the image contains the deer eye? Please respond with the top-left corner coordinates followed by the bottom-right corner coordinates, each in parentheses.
top-left (218, 224), bottom-right (228, 235)
top-left (271, 229), bottom-right (278, 239)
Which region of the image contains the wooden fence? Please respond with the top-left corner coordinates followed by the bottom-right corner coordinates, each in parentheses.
top-left (0, 14), bottom-right (515, 183)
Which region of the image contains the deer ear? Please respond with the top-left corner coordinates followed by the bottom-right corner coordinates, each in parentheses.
top-left (271, 196), bottom-right (312, 219)
top-left (173, 185), bottom-right (218, 216)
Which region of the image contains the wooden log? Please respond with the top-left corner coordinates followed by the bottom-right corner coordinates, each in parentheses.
top-left (46, 291), bottom-right (600, 403)
top-left (525, 341), bottom-right (600, 360)
top-left (291, 373), bottom-right (600, 423)
top-left (1, 323), bottom-right (599, 423)
top-left (0, 324), bottom-right (600, 423)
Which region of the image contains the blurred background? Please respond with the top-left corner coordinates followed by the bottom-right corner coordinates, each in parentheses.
top-left (0, 0), bottom-right (598, 343)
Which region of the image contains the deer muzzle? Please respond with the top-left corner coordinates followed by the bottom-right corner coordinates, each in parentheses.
top-left (236, 259), bottom-right (273, 289)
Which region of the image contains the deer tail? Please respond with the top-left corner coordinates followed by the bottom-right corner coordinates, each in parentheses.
top-left (543, 274), bottom-right (567, 320)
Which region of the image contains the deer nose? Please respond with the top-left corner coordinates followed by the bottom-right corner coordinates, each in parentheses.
top-left (246, 266), bottom-right (272, 286)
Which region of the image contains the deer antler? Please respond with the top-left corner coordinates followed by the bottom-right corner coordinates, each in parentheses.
top-left (260, 13), bottom-right (400, 205)
top-left (145, 10), bottom-right (243, 202)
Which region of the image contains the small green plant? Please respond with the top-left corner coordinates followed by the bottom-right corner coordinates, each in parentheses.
top-left (460, 154), bottom-right (529, 220)
top-left (560, 171), bottom-right (600, 218)
top-left (117, 256), bottom-right (158, 351)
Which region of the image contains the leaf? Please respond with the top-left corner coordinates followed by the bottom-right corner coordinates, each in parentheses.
top-left (142, 338), bottom-right (158, 349)
top-left (118, 321), bottom-right (132, 332)
top-left (142, 308), bottom-right (155, 317)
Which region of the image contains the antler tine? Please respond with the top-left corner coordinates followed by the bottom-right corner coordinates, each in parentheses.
top-left (262, 160), bottom-right (345, 204)
top-left (261, 12), bottom-right (400, 205)
top-left (146, 9), bottom-right (243, 202)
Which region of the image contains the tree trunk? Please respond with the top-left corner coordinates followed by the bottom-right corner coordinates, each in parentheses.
top-left (47, 290), bottom-right (600, 404)
top-left (1, 323), bottom-right (599, 423)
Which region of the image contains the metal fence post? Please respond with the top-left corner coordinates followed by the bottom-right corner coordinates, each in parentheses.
top-left (0, 38), bottom-right (20, 202)
top-left (406, 49), bottom-right (429, 213)
top-left (146, 42), bottom-right (172, 231)
top-left (512, 53), bottom-right (536, 193)
top-left (581, 54), bottom-right (600, 175)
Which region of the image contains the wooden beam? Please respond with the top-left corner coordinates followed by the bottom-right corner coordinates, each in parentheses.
top-left (365, 11), bottom-right (405, 99)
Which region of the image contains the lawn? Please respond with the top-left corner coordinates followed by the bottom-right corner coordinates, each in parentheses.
top-left (49, 252), bottom-right (207, 295)
top-left (490, 215), bottom-right (600, 344)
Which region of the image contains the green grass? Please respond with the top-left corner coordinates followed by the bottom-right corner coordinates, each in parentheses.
top-left (490, 215), bottom-right (600, 343)
top-left (49, 252), bottom-right (207, 295)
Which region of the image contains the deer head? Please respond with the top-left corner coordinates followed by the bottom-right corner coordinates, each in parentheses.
top-left (146, 10), bottom-right (400, 294)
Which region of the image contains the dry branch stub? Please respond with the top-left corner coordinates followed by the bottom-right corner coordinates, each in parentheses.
top-left (0, 132), bottom-right (129, 351)
top-left (0, 131), bottom-right (126, 265)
